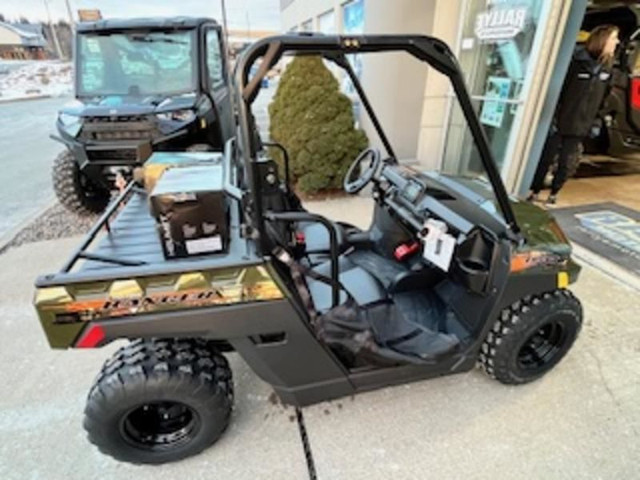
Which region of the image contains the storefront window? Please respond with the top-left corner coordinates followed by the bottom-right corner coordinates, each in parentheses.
top-left (343, 0), bottom-right (364, 80)
top-left (443, 0), bottom-right (544, 180)
top-left (343, 0), bottom-right (364, 34)
top-left (341, 0), bottom-right (365, 120)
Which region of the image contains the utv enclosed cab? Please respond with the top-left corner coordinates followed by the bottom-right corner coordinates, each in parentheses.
top-left (34, 34), bottom-right (582, 464)
top-left (52, 17), bottom-right (235, 214)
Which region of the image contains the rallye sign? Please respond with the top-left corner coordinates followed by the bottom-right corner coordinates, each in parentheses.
top-left (475, 7), bottom-right (527, 42)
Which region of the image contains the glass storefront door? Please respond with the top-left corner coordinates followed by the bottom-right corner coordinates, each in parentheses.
top-left (442, 0), bottom-right (546, 181)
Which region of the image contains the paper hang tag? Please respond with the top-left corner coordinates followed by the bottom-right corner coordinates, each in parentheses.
top-left (420, 219), bottom-right (456, 272)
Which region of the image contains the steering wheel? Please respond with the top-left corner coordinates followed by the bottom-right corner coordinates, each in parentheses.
top-left (343, 148), bottom-right (381, 194)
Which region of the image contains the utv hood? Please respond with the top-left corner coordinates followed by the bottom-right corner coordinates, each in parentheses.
top-left (62, 93), bottom-right (199, 117)
top-left (434, 175), bottom-right (572, 256)
top-left (511, 200), bottom-right (572, 257)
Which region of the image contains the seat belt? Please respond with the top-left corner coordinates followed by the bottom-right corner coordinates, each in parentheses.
top-left (272, 246), bottom-right (318, 319)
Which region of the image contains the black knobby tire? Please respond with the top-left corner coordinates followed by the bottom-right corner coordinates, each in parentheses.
top-left (52, 150), bottom-right (110, 215)
top-left (479, 290), bottom-right (582, 385)
top-left (84, 338), bottom-right (233, 464)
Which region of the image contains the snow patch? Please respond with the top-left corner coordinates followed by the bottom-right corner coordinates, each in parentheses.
top-left (0, 60), bottom-right (72, 102)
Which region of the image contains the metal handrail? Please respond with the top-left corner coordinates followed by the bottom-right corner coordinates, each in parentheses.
top-left (262, 141), bottom-right (291, 193)
top-left (264, 211), bottom-right (340, 308)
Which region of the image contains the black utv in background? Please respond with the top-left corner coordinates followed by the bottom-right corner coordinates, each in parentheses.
top-left (52, 17), bottom-right (235, 215)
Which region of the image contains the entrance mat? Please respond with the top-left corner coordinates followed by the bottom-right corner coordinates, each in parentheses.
top-left (551, 203), bottom-right (640, 276)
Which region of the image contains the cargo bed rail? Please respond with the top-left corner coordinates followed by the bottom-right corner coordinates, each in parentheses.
top-left (60, 181), bottom-right (148, 273)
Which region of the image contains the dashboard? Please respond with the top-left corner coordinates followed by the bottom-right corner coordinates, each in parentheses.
top-left (373, 161), bottom-right (500, 293)
top-left (376, 163), bottom-right (476, 237)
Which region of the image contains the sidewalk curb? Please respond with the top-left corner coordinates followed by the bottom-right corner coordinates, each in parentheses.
top-left (0, 200), bottom-right (54, 253)
top-left (0, 94), bottom-right (52, 104)
top-left (571, 242), bottom-right (640, 292)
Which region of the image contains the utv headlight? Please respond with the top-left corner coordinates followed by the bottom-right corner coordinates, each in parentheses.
top-left (58, 113), bottom-right (81, 136)
top-left (59, 113), bottom-right (79, 125)
top-left (156, 109), bottom-right (196, 123)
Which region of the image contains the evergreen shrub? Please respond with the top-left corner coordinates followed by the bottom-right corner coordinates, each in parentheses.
top-left (268, 56), bottom-right (368, 194)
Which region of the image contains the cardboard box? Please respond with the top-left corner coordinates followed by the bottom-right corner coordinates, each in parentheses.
top-left (141, 151), bottom-right (223, 193)
top-left (150, 165), bottom-right (229, 259)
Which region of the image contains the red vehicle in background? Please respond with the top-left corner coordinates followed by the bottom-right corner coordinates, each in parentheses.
top-left (581, 5), bottom-right (640, 159)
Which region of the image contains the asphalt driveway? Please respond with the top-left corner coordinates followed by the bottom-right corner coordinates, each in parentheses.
top-left (0, 96), bottom-right (68, 240)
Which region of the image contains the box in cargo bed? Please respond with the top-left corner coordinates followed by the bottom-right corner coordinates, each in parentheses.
top-left (150, 165), bottom-right (229, 259)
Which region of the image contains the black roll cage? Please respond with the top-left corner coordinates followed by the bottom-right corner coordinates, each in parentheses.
top-left (234, 34), bottom-right (521, 256)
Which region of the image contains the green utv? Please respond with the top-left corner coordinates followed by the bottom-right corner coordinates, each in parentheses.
top-left (52, 17), bottom-right (235, 215)
top-left (34, 34), bottom-right (583, 465)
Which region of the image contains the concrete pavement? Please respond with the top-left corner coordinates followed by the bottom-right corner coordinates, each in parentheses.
top-left (0, 198), bottom-right (638, 479)
top-left (0, 237), bottom-right (308, 480)
top-left (302, 261), bottom-right (640, 479)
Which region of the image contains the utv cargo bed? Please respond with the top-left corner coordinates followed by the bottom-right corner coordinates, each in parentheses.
top-left (34, 180), bottom-right (290, 351)
top-left (36, 181), bottom-right (262, 288)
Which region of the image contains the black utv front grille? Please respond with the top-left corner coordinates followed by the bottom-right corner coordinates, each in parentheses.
top-left (86, 148), bottom-right (139, 164)
top-left (80, 115), bottom-right (159, 142)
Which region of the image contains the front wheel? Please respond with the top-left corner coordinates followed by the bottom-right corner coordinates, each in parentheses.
top-left (52, 150), bottom-right (110, 215)
top-left (83, 338), bottom-right (233, 464)
top-left (479, 290), bottom-right (582, 384)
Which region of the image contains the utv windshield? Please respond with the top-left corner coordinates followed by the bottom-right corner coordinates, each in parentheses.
top-left (78, 30), bottom-right (197, 97)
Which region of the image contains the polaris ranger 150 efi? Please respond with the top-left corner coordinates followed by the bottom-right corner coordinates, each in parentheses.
top-left (52, 17), bottom-right (235, 215)
top-left (34, 34), bottom-right (582, 465)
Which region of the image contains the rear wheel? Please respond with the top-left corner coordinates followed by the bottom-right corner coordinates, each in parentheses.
top-left (52, 150), bottom-right (110, 215)
top-left (479, 290), bottom-right (582, 384)
top-left (84, 338), bottom-right (233, 464)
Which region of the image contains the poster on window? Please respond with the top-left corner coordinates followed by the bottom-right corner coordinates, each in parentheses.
top-left (480, 76), bottom-right (511, 128)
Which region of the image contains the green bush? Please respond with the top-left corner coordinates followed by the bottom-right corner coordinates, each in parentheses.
top-left (268, 56), bottom-right (368, 194)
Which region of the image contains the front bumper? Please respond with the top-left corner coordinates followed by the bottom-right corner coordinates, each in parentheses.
top-left (52, 125), bottom-right (191, 187)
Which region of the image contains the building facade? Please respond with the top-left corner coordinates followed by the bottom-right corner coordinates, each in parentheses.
top-left (0, 22), bottom-right (47, 60)
top-left (280, 0), bottom-right (592, 195)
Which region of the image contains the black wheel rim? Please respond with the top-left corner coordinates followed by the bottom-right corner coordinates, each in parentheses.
top-left (121, 401), bottom-right (200, 450)
top-left (516, 318), bottom-right (568, 374)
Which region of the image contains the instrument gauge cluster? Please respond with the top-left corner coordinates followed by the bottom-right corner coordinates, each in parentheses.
top-left (401, 179), bottom-right (424, 203)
